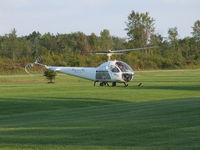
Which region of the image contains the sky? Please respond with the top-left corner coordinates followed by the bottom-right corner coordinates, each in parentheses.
top-left (0, 0), bottom-right (199, 38)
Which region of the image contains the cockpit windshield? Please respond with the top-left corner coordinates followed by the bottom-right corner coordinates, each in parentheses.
top-left (110, 65), bottom-right (120, 73)
top-left (116, 61), bottom-right (133, 72)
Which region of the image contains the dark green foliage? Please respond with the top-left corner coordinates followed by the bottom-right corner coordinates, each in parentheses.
top-left (43, 69), bottom-right (57, 83)
top-left (0, 11), bottom-right (200, 72)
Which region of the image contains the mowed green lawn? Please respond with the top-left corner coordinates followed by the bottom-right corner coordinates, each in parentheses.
top-left (0, 70), bottom-right (200, 150)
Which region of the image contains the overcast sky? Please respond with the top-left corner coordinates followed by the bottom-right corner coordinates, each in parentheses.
top-left (0, 0), bottom-right (199, 38)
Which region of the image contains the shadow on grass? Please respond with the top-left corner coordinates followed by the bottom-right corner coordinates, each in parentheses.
top-left (0, 97), bottom-right (200, 148)
top-left (128, 84), bottom-right (200, 91)
top-left (0, 97), bottom-right (126, 115)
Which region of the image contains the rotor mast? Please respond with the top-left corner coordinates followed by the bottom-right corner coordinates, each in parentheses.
top-left (107, 53), bottom-right (112, 61)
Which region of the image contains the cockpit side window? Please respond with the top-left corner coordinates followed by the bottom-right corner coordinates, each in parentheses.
top-left (110, 65), bottom-right (120, 73)
top-left (116, 62), bottom-right (133, 72)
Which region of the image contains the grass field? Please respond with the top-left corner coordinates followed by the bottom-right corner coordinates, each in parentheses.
top-left (0, 70), bottom-right (200, 150)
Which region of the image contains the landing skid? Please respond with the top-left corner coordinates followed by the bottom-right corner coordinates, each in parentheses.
top-left (94, 81), bottom-right (110, 87)
top-left (94, 81), bottom-right (128, 87)
top-left (124, 83), bottom-right (128, 87)
top-left (99, 82), bottom-right (110, 86)
top-left (112, 82), bottom-right (116, 87)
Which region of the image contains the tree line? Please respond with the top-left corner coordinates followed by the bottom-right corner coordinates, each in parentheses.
top-left (0, 11), bottom-right (200, 72)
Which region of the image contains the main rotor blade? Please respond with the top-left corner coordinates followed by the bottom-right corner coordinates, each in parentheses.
top-left (95, 52), bottom-right (123, 55)
top-left (110, 46), bottom-right (159, 53)
top-left (87, 46), bottom-right (158, 54)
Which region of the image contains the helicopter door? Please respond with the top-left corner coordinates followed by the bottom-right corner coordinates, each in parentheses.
top-left (96, 70), bottom-right (111, 80)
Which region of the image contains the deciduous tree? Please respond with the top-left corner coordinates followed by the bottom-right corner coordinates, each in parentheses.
top-left (192, 20), bottom-right (200, 42)
top-left (125, 11), bottom-right (155, 47)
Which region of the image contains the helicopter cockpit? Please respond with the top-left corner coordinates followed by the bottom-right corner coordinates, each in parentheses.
top-left (109, 61), bottom-right (134, 82)
top-left (96, 61), bottom-right (134, 83)
top-left (109, 61), bottom-right (133, 73)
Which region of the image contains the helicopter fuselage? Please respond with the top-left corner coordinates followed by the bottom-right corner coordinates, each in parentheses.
top-left (46, 60), bottom-right (134, 83)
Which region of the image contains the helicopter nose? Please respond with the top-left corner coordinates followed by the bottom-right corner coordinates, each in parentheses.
top-left (122, 73), bottom-right (133, 82)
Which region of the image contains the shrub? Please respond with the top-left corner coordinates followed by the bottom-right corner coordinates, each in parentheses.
top-left (43, 69), bottom-right (57, 83)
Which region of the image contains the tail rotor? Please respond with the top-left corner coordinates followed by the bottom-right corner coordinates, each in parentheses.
top-left (25, 57), bottom-right (45, 74)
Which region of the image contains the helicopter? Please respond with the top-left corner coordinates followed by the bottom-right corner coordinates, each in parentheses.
top-left (25, 46), bottom-right (157, 87)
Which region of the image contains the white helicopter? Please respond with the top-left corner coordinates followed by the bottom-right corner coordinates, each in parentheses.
top-left (25, 46), bottom-right (157, 87)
